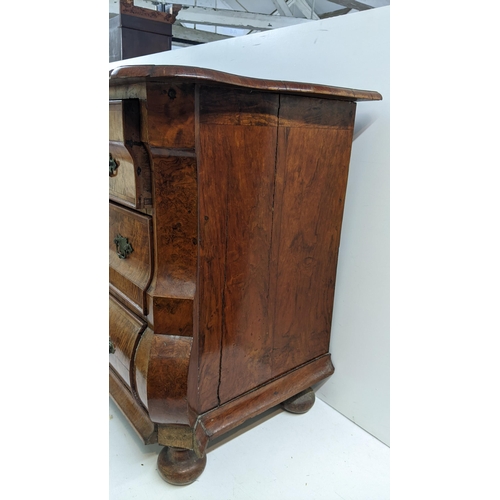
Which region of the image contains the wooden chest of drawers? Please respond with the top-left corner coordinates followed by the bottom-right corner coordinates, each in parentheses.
top-left (109, 65), bottom-right (381, 485)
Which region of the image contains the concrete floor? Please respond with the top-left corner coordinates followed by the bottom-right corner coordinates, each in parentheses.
top-left (110, 397), bottom-right (390, 499)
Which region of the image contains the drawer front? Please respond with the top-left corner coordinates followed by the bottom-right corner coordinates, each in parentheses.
top-left (109, 295), bottom-right (146, 388)
top-left (109, 99), bottom-right (152, 209)
top-left (109, 202), bottom-right (153, 315)
top-left (109, 99), bottom-right (141, 143)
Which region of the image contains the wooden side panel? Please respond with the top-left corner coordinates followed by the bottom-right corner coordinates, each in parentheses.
top-left (191, 124), bottom-right (228, 412)
top-left (218, 124), bottom-right (278, 403)
top-left (269, 96), bottom-right (356, 376)
top-left (109, 202), bottom-right (153, 313)
top-left (193, 87), bottom-right (279, 410)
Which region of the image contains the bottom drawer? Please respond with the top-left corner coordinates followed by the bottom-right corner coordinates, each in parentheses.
top-left (109, 295), bottom-right (146, 388)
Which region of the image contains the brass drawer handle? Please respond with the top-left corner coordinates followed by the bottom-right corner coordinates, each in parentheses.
top-left (109, 154), bottom-right (119, 176)
top-left (109, 338), bottom-right (115, 354)
top-left (114, 234), bottom-right (134, 259)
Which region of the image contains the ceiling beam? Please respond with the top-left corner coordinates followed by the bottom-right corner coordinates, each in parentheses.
top-left (326, 0), bottom-right (373, 11)
top-left (174, 6), bottom-right (313, 31)
top-left (172, 24), bottom-right (230, 43)
top-left (220, 0), bottom-right (250, 12)
top-left (271, 0), bottom-right (294, 16)
top-left (293, 0), bottom-right (319, 20)
top-left (319, 7), bottom-right (351, 19)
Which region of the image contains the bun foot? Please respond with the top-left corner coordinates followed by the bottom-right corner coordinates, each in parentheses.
top-left (282, 387), bottom-right (315, 414)
top-left (157, 447), bottom-right (207, 486)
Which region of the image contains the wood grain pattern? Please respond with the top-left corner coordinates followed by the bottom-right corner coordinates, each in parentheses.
top-left (192, 354), bottom-right (334, 455)
top-left (109, 99), bottom-right (141, 142)
top-left (188, 84), bottom-right (227, 414)
top-left (157, 446), bottom-right (206, 486)
top-left (269, 97), bottom-right (356, 375)
top-left (133, 326), bottom-right (154, 410)
top-left (158, 424), bottom-right (195, 449)
top-left (109, 142), bottom-right (139, 206)
top-left (109, 100), bottom-right (126, 142)
top-left (109, 295), bottom-right (146, 387)
top-left (110, 365), bottom-right (157, 445)
top-left (199, 86), bottom-right (278, 126)
top-left (196, 87), bottom-right (280, 405)
top-left (109, 99), bottom-right (152, 208)
top-left (217, 122), bottom-right (277, 403)
top-left (108, 67), bottom-right (381, 483)
top-left (279, 95), bottom-right (356, 129)
top-left (147, 334), bottom-right (193, 425)
top-left (109, 83), bottom-right (146, 101)
top-left (109, 141), bottom-right (152, 209)
top-left (145, 154), bottom-right (197, 335)
top-left (144, 82), bottom-right (195, 148)
top-left (110, 65), bottom-right (382, 102)
top-left (109, 202), bottom-right (153, 314)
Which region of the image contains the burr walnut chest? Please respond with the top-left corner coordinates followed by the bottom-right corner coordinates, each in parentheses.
top-left (109, 65), bottom-right (381, 485)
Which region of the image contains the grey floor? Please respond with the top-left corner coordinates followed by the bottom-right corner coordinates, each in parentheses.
top-left (110, 397), bottom-right (389, 500)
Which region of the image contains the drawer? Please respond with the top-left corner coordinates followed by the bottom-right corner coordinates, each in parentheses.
top-left (109, 99), bottom-right (152, 209)
top-left (110, 99), bottom-right (141, 143)
top-left (109, 202), bottom-right (153, 315)
top-left (109, 295), bottom-right (146, 388)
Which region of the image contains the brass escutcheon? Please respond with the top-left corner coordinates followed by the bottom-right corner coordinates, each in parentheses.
top-left (114, 234), bottom-right (133, 259)
top-left (109, 154), bottom-right (119, 176)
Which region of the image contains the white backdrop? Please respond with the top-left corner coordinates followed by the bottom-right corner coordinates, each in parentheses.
top-left (110, 6), bottom-right (390, 445)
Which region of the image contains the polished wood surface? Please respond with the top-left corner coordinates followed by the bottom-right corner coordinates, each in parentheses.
top-left (145, 154), bottom-right (197, 336)
top-left (109, 65), bottom-right (382, 102)
top-left (144, 82), bottom-right (195, 149)
top-left (109, 141), bottom-right (152, 209)
top-left (270, 97), bottom-right (355, 375)
top-left (109, 202), bottom-right (153, 314)
top-left (110, 366), bottom-right (157, 445)
top-left (281, 387), bottom-right (316, 414)
top-left (109, 295), bottom-right (146, 388)
top-left (197, 87), bottom-right (279, 406)
top-left (109, 99), bottom-right (152, 208)
top-left (157, 446), bottom-right (207, 486)
top-left (192, 354), bottom-right (334, 456)
top-left (133, 326), bottom-right (154, 409)
top-left (147, 334), bottom-right (192, 425)
top-left (109, 65), bottom-right (381, 485)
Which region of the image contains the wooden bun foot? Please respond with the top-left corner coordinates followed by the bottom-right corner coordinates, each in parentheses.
top-left (157, 447), bottom-right (207, 486)
top-left (281, 387), bottom-right (315, 414)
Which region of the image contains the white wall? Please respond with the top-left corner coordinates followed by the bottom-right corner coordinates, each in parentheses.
top-left (110, 7), bottom-right (390, 445)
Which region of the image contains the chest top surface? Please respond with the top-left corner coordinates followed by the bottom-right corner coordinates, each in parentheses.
top-left (109, 64), bottom-right (382, 102)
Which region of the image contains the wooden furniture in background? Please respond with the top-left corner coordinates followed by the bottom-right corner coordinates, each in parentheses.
top-left (109, 65), bottom-right (381, 485)
top-left (109, 0), bottom-right (175, 62)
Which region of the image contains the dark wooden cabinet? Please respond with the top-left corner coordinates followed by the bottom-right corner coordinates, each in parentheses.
top-left (109, 65), bottom-right (381, 485)
top-left (109, 1), bottom-right (173, 63)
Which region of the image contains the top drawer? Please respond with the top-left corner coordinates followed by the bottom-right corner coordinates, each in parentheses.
top-left (109, 100), bottom-right (152, 209)
top-left (109, 99), bottom-right (141, 142)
